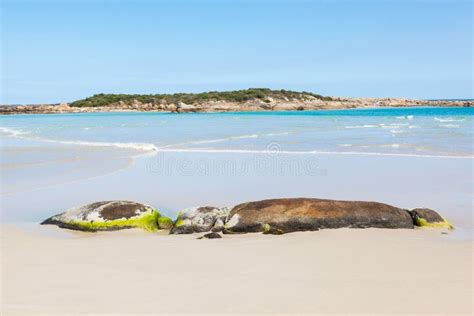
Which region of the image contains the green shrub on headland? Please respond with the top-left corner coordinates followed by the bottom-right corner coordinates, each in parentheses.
top-left (70, 88), bottom-right (332, 107)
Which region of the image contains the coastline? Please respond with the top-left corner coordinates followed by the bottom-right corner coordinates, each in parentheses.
top-left (2, 224), bottom-right (472, 315)
top-left (1, 98), bottom-right (472, 115)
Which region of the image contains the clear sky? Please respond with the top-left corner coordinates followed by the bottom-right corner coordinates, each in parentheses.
top-left (1, 0), bottom-right (472, 104)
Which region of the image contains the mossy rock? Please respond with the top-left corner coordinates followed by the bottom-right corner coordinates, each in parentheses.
top-left (41, 200), bottom-right (167, 232)
top-left (409, 208), bottom-right (454, 230)
top-left (262, 224), bottom-right (285, 235)
top-left (157, 216), bottom-right (174, 229)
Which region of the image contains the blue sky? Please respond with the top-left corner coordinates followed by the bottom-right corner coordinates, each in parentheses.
top-left (1, 0), bottom-right (472, 104)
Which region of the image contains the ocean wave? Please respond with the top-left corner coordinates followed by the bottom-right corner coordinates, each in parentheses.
top-left (0, 126), bottom-right (30, 137)
top-left (154, 147), bottom-right (473, 159)
top-left (0, 126), bottom-right (157, 152)
top-left (381, 143), bottom-right (402, 148)
top-left (440, 124), bottom-right (460, 128)
top-left (344, 124), bottom-right (378, 129)
top-left (396, 115), bottom-right (414, 120)
top-left (167, 132), bottom-right (290, 147)
top-left (263, 132), bottom-right (291, 137)
top-left (380, 123), bottom-right (409, 129)
top-left (390, 130), bottom-right (404, 134)
top-left (44, 139), bottom-right (158, 152)
top-left (346, 123), bottom-right (411, 130)
top-left (190, 134), bottom-right (259, 145)
top-left (434, 117), bottom-right (465, 122)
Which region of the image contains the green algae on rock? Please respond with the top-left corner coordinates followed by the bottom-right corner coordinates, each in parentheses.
top-left (157, 216), bottom-right (174, 230)
top-left (41, 200), bottom-right (169, 232)
top-left (409, 208), bottom-right (454, 230)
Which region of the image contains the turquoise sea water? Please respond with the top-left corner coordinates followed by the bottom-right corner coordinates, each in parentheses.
top-left (1, 107), bottom-right (473, 157)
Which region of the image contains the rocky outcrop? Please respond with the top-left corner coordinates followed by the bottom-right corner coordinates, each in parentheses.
top-left (223, 198), bottom-right (415, 233)
top-left (170, 206), bottom-right (230, 234)
top-left (40, 198), bottom-right (452, 235)
top-left (2, 95), bottom-right (471, 115)
top-left (176, 101), bottom-right (197, 113)
top-left (409, 208), bottom-right (453, 229)
top-left (41, 200), bottom-right (173, 232)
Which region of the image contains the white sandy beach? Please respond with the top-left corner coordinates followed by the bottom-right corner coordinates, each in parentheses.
top-left (1, 224), bottom-right (472, 315)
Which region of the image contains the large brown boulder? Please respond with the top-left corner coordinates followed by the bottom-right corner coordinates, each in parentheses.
top-left (224, 198), bottom-right (415, 233)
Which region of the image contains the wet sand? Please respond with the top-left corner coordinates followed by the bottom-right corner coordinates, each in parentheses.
top-left (1, 225), bottom-right (472, 315)
top-left (2, 152), bottom-right (473, 236)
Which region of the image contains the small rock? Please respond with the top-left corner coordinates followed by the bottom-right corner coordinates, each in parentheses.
top-left (409, 208), bottom-right (453, 229)
top-left (263, 227), bottom-right (285, 235)
top-left (198, 232), bottom-right (222, 239)
top-left (211, 218), bottom-right (225, 232)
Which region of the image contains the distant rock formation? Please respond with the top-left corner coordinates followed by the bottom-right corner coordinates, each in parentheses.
top-left (2, 88), bottom-right (471, 115)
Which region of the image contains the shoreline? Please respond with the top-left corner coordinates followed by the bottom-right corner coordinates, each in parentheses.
top-left (3, 150), bottom-right (473, 235)
top-left (1, 100), bottom-right (472, 115)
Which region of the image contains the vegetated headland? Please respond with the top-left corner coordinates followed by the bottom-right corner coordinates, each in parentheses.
top-left (1, 88), bottom-right (471, 115)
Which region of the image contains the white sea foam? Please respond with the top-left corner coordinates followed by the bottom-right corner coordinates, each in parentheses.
top-left (345, 125), bottom-right (378, 129)
top-left (263, 132), bottom-right (290, 137)
top-left (346, 123), bottom-right (411, 130)
top-left (380, 123), bottom-right (409, 129)
top-left (165, 132), bottom-right (290, 147)
top-left (154, 147), bottom-right (473, 159)
top-left (43, 139), bottom-right (158, 152)
top-left (189, 134), bottom-right (259, 145)
top-left (440, 124), bottom-right (460, 128)
top-left (0, 126), bottom-right (157, 152)
top-left (390, 130), bottom-right (404, 134)
top-left (434, 117), bottom-right (465, 122)
top-left (396, 115), bottom-right (414, 120)
top-left (0, 126), bottom-right (30, 137)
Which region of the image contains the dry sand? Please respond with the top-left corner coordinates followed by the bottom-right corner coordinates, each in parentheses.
top-left (1, 225), bottom-right (472, 315)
